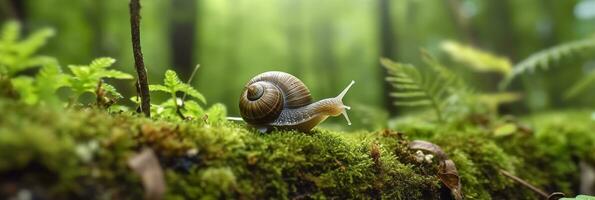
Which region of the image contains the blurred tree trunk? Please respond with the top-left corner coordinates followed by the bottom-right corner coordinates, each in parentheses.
top-left (90, 0), bottom-right (105, 56)
top-left (170, 0), bottom-right (197, 79)
top-left (2, 0), bottom-right (25, 20)
top-left (487, 0), bottom-right (517, 61)
top-left (378, 0), bottom-right (397, 115)
top-left (443, 0), bottom-right (477, 45)
top-left (317, 22), bottom-right (337, 93)
top-left (284, 0), bottom-right (303, 76)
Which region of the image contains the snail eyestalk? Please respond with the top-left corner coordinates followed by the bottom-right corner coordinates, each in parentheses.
top-left (336, 80), bottom-right (355, 125)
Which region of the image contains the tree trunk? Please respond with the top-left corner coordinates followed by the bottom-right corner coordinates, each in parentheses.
top-left (170, 0), bottom-right (197, 80)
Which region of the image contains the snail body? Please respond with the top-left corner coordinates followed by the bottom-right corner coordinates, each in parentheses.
top-left (239, 71), bottom-right (354, 132)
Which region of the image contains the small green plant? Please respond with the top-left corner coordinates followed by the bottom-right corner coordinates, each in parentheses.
top-left (149, 70), bottom-right (205, 118)
top-left (67, 57), bottom-right (132, 99)
top-left (0, 20), bottom-right (56, 76)
top-left (0, 21), bottom-right (68, 105)
top-left (148, 70), bottom-right (226, 123)
top-left (10, 63), bottom-right (69, 105)
top-left (381, 51), bottom-right (470, 122)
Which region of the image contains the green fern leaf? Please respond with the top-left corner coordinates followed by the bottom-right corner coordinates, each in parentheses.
top-left (0, 21), bottom-right (55, 76)
top-left (90, 57), bottom-right (116, 69)
top-left (66, 57), bottom-right (131, 98)
top-left (382, 51), bottom-right (473, 121)
top-left (103, 69), bottom-right (133, 79)
top-left (176, 84), bottom-right (206, 104)
top-left (0, 21), bottom-right (20, 44)
top-left (164, 70), bottom-right (182, 88)
top-left (148, 85), bottom-right (170, 92)
top-left (10, 77), bottom-right (37, 105)
top-left (17, 28), bottom-right (54, 57)
top-left (205, 103), bottom-right (227, 123)
top-left (184, 100), bottom-right (205, 117)
top-left (37, 62), bottom-right (68, 90)
top-left (564, 71), bottom-right (595, 99)
top-left (155, 70), bottom-right (206, 103)
top-left (151, 69), bottom-right (210, 120)
top-left (501, 37), bottom-right (595, 89)
top-left (381, 58), bottom-right (447, 121)
top-left (102, 83), bottom-right (123, 99)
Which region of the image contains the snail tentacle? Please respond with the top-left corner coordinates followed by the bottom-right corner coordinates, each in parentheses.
top-left (335, 80), bottom-right (355, 125)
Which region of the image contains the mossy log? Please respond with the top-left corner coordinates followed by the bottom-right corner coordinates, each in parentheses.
top-left (0, 99), bottom-right (594, 199)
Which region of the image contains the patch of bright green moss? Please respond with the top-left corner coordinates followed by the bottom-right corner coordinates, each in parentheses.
top-left (0, 98), bottom-right (594, 199)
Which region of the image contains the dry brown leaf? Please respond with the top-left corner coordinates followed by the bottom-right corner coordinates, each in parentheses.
top-left (409, 140), bottom-right (448, 161)
top-left (128, 148), bottom-right (166, 200)
top-left (439, 159), bottom-right (463, 200)
top-left (409, 140), bottom-right (462, 200)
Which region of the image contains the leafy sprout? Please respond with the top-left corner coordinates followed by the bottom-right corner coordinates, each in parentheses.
top-left (10, 62), bottom-right (69, 105)
top-left (149, 70), bottom-right (206, 104)
top-left (0, 20), bottom-right (56, 76)
top-left (149, 70), bottom-right (206, 119)
top-left (67, 57), bottom-right (132, 99)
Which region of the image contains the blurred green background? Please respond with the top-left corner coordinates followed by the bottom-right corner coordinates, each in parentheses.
top-left (1, 0), bottom-right (595, 125)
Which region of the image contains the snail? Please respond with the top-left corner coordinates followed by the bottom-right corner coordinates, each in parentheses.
top-left (239, 71), bottom-right (355, 132)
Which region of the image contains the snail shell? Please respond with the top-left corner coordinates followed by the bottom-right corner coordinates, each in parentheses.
top-left (239, 71), bottom-right (354, 132)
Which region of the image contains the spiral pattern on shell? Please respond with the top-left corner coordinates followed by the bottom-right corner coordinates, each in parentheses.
top-left (239, 71), bottom-right (312, 124)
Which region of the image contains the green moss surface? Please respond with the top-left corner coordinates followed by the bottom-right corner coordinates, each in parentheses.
top-left (0, 98), bottom-right (594, 199)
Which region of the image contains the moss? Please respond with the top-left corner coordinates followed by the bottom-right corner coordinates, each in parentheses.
top-left (0, 97), bottom-right (594, 199)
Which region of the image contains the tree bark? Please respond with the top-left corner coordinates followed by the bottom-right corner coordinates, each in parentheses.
top-left (130, 0), bottom-right (151, 117)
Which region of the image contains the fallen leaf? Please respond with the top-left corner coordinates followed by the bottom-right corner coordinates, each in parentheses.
top-left (409, 140), bottom-right (462, 200)
top-left (128, 148), bottom-right (166, 200)
top-left (409, 140), bottom-right (448, 161)
top-left (439, 159), bottom-right (463, 200)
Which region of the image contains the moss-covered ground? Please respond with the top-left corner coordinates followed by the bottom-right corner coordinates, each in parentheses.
top-left (0, 96), bottom-right (594, 199)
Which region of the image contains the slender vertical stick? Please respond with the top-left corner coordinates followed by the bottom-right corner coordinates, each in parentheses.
top-left (182, 64), bottom-right (200, 101)
top-left (129, 0), bottom-right (151, 117)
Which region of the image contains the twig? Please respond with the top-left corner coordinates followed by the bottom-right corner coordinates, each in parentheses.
top-left (129, 0), bottom-right (151, 117)
top-left (499, 169), bottom-right (548, 198)
top-left (174, 97), bottom-right (187, 120)
top-left (182, 64), bottom-right (200, 101)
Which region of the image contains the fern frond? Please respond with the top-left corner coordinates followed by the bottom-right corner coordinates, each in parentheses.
top-left (0, 20), bottom-right (55, 76)
top-left (150, 70), bottom-right (208, 120)
top-left (90, 57), bottom-right (116, 69)
top-left (381, 58), bottom-right (449, 121)
top-left (67, 57), bottom-right (131, 98)
top-left (500, 37), bottom-right (595, 89)
top-left (0, 21), bottom-right (20, 44)
top-left (564, 71), bottom-right (595, 99)
top-left (149, 85), bottom-right (170, 92)
top-left (382, 50), bottom-right (475, 121)
top-left (17, 28), bottom-right (54, 57)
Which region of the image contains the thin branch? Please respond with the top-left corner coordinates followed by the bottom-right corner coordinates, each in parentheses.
top-left (182, 64), bottom-right (200, 101)
top-left (129, 0), bottom-right (151, 117)
top-left (173, 95), bottom-right (186, 120)
top-left (499, 169), bottom-right (548, 198)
